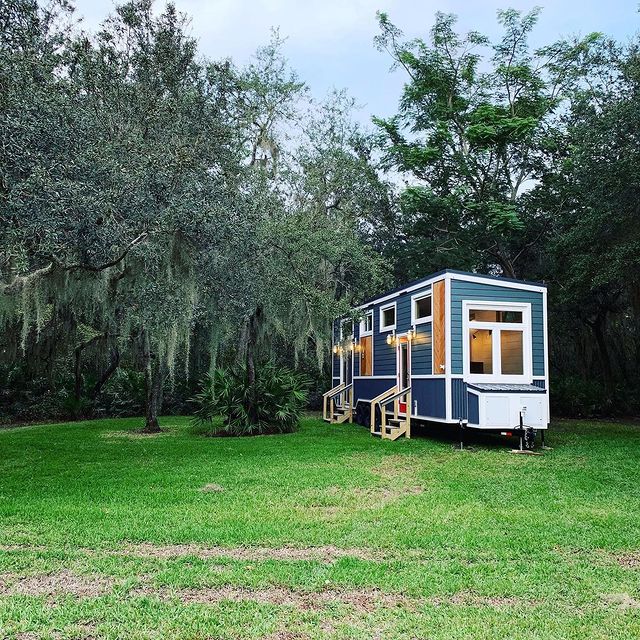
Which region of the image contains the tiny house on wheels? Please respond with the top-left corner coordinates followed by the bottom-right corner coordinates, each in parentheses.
top-left (323, 270), bottom-right (549, 449)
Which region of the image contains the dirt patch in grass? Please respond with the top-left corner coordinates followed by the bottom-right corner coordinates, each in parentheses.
top-left (613, 552), bottom-right (640, 569)
top-left (133, 585), bottom-right (411, 613)
top-left (602, 593), bottom-right (640, 609)
top-left (429, 591), bottom-right (532, 608)
top-left (101, 427), bottom-right (177, 439)
top-left (200, 483), bottom-right (225, 493)
top-left (0, 570), bottom-right (113, 598)
top-left (371, 454), bottom-right (424, 480)
top-left (121, 542), bottom-right (384, 563)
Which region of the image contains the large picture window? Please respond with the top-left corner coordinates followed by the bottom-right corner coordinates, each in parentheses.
top-left (464, 302), bottom-right (530, 382)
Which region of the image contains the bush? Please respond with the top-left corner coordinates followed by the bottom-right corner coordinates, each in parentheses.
top-left (190, 362), bottom-right (309, 436)
top-left (551, 376), bottom-right (614, 417)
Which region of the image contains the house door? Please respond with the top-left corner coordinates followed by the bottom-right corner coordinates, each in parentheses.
top-left (396, 338), bottom-right (410, 414)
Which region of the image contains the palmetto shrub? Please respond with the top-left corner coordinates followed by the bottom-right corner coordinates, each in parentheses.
top-left (190, 362), bottom-right (309, 436)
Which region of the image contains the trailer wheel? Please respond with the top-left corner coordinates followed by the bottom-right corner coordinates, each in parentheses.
top-left (524, 427), bottom-right (537, 450)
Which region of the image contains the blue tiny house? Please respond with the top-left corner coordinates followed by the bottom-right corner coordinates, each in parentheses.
top-left (324, 270), bottom-right (549, 446)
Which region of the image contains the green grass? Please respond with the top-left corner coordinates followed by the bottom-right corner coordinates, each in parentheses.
top-left (0, 415), bottom-right (639, 639)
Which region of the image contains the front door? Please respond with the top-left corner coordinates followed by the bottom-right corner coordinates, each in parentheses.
top-left (396, 338), bottom-right (410, 414)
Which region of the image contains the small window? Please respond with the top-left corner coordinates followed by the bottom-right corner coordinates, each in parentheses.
top-left (469, 309), bottom-right (522, 323)
top-left (360, 311), bottom-right (373, 335)
top-left (412, 294), bottom-right (432, 324)
top-left (380, 303), bottom-right (396, 331)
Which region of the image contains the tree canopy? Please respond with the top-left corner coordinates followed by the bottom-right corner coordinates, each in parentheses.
top-left (1, 1), bottom-right (639, 422)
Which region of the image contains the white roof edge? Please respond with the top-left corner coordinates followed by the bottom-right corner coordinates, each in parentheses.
top-left (353, 271), bottom-right (545, 311)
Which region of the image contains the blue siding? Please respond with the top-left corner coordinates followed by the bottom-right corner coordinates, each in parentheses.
top-left (396, 293), bottom-right (411, 332)
top-left (370, 284), bottom-right (432, 376)
top-left (450, 280), bottom-right (545, 376)
top-left (412, 378), bottom-right (446, 419)
top-left (372, 302), bottom-right (396, 376)
top-left (354, 378), bottom-right (395, 402)
top-left (452, 379), bottom-right (467, 420)
top-left (468, 392), bottom-right (479, 424)
top-left (411, 324), bottom-right (432, 374)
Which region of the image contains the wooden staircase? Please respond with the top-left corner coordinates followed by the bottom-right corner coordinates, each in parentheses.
top-left (370, 385), bottom-right (412, 441)
top-left (322, 382), bottom-right (353, 424)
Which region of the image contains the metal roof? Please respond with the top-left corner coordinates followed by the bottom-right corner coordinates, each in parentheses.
top-left (467, 383), bottom-right (546, 393)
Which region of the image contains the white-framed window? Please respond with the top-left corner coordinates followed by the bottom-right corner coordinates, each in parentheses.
top-left (379, 302), bottom-right (396, 332)
top-left (463, 301), bottom-right (532, 383)
top-left (411, 291), bottom-right (432, 325)
top-left (360, 310), bottom-right (373, 336)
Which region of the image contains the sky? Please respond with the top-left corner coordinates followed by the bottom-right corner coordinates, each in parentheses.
top-left (72, 0), bottom-right (639, 126)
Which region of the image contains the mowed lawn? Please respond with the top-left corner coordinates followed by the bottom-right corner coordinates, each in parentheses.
top-left (0, 416), bottom-right (639, 639)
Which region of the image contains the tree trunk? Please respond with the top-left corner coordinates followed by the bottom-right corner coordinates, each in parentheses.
top-left (142, 330), bottom-right (163, 433)
top-left (245, 306), bottom-right (262, 425)
top-left (90, 347), bottom-right (120, 400)
top-left (72, 333), bottom-right (104, 418)
top-left (73, 344), bottom-right (83, 416)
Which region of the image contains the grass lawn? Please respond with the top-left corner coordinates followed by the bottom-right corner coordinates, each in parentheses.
top-left (0, 415), bottom-right (639, 639)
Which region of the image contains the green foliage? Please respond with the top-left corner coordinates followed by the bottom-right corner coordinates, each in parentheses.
top-left (1, 2), bottom-right (382, 427)
top-left (190, 363), bottom-right (309, 436)
top-left (374, 8), bottom-right (600, 278)
top-left (551, 376), bottom-right (615, 418)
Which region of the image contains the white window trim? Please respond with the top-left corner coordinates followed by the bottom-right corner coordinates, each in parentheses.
top-left (379, 302), bottom-right (397, 332)
top-left (359, 310), bottom-right (373, 336)
top-left (411, 291), bottom-right (433, 326)
top-left (462, 300), bottom-right (532, 384)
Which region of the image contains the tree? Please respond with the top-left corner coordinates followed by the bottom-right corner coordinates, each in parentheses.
top-left (1, 3), bottom-right (388, 428)
top-left (373, 9), bottom-right (599, 280)
top-left (545, 38), bottom-right (640, 399)
top-left (1, 0), bottom-right (242, 430)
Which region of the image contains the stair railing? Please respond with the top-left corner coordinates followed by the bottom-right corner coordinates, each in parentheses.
top-left (369, 385), bottom-right (398, 434)
top-left (378, 386), bottom-right (412, 439)
top-left (322, 382), bottom-right (353, 423)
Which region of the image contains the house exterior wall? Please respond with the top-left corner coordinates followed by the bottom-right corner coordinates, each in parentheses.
top-left (450, 279), bottom-right (545, 376)
top-left (412, 324), bottom-right (432, 375)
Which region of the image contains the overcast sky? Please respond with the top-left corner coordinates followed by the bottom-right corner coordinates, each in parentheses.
top-left (72, 0), bottom-right (639, 126)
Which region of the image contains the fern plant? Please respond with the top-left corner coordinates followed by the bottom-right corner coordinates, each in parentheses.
top-left (190, 363), bottom-right (309, 436)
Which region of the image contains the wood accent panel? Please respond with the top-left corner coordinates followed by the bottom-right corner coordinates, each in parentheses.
top-left (432, 280), bottom-right (446, 374)
top-left (360, 336), bottom-right (373, 376)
